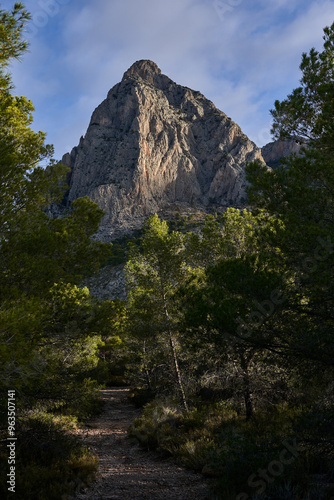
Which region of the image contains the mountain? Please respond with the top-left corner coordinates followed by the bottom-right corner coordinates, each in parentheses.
top-left (261, 139), bottom-right (303, 169)
top-left (62, 60), bottom-right (265, 240)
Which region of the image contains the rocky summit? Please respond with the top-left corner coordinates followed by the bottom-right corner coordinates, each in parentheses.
top-left (62, 59), bottom-right (265, 240)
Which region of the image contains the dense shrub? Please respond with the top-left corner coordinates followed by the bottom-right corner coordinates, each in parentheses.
top-left (129, 396), bottom-right (334, 499)
top-left (0, 412), bottom-right (99, 500)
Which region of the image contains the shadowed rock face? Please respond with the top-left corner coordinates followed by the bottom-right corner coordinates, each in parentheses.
top-left (261, 139), bottom-right (303, 169)
top-left (62, 60), bottom-right (265, 240)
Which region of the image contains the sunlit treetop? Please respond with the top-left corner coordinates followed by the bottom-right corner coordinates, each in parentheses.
top-left (270, 21), bottom-right (334, 154)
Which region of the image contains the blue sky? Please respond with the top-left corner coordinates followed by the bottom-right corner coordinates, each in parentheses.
top-left (9, 0), bottom-right (334, 160)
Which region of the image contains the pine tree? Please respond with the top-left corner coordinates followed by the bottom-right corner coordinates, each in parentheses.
top-left (125, 215), bottom-right (189, 412)
top-left (246, 23), bottom-right (334, 366)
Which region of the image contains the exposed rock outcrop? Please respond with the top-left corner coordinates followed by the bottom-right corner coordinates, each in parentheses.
top-left (261, 139), bottom-right (303, 169)
top-left (82, 264), bottom-right (127, 301)
top-left (63, 60), bottom-right (265, 241)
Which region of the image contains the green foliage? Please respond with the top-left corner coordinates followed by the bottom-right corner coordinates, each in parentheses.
top-left (125, 214), bottom-right (190, 340)
top-left (0, 3), bottom-right (29, 60)
top-left (0, 0), bottom-right (113, 395)
top-left (270, 21), bottom-right (334, 152)
top-left (125, 214), bottom-right (191, 410)
top-left (129, 396), bottom-right (334, 499)
top-left (85, 299), bottom-right (131, 386)
top-left (126, 214), bottom-right (189, 298)
top-left (0, 3), bottom-right (30, 86)
top-left (0, 414), bottom-right (98, 500)
top-left (1, 283), bottom-right (106, 399)
top-left (0, 4), bottom-right (57, 237)
top-left (0, 6), bottom-right (116, 497)
top-left (0, 197), bottom-right (111, 300)
top-left (105, 231), bottom-right (142, 266)
top-left (246, 23), bottom-right (334, 368)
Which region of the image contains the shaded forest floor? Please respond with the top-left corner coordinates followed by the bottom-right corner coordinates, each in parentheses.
top-left (72, 387), bottom-right (211, 500)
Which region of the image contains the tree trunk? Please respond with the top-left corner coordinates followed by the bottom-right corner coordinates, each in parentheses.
top-left (142, 340), bottom-right (152, 389)
top-left (239, 351), bottom-right (253, 420)
top-left (168, 331), bottom-right (189, 413)
top-left (162, 293), bottom-right (189, 413)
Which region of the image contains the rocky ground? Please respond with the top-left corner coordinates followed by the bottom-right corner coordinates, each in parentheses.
top-left (72, 387), bottom-right (211, 500)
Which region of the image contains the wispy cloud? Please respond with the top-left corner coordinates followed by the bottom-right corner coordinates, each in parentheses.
top-left (10, 0), bottom-right (334, 158)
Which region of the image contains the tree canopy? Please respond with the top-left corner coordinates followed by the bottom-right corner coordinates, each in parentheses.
top-left (246, 22), bottom-right (334, 366)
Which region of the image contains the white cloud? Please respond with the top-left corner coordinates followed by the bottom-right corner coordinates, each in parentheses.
top-left (9, 0), bottom-right (334, 156)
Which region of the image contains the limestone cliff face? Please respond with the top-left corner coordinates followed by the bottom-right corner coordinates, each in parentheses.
top-left (261, 139), bottom-right (303, 169)
top-left (63, 60), bottom-right (264, 240)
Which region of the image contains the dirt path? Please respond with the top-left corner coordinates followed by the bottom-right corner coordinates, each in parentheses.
top-left (73, 388), bottom-right (211, 500)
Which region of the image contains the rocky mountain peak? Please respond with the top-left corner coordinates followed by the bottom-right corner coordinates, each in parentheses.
top-left (122, 59), bottom-right (162, 83)
top-left (62, 61), bottom-right (265, 241)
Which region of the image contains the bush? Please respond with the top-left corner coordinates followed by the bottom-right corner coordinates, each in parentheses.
top-left (129, 396), bottom-right (334, 499)
top-left (0, 413), bottom-right (98, 500)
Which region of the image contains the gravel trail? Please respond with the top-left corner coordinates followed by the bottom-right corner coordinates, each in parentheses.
top-left (73, 387), bottom-right (211, 500)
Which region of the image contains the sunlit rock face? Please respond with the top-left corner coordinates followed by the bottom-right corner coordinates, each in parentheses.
top-left (62, 60), bottom-right (265, 240)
